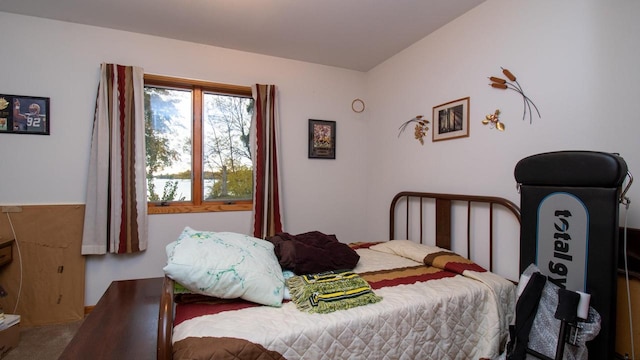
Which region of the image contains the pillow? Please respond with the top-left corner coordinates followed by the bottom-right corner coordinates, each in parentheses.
top-left (370, 240), bottom-right (486, 274)
top-left (369, 239), bottom-right (444, 263)
top-left (163, 227), bottom-right (285, 307)
top-left (268, 231), bottom-right (360, 274)
top-left (282, 270), bottom-right (296, 300)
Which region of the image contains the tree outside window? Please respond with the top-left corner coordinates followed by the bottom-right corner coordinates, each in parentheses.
top-left (144, 75), bottom-right (253, 214)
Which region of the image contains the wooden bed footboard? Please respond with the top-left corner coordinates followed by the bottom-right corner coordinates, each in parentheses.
top-left (157, 191), bottom-right (521, 359)
top-left (158, 275), bottom-right (174, 360)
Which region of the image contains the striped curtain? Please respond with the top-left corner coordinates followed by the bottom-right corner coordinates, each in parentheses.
top-left (81, 63), bottom-right (148, 254)
top-left (251, 84), bottom-right (283, 239)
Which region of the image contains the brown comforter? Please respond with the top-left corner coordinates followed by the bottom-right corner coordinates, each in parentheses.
top-left (174, 337), bottom-right (286, 360)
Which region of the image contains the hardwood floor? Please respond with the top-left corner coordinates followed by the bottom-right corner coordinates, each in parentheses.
top-left (3, 319), bottom-right (83, 360)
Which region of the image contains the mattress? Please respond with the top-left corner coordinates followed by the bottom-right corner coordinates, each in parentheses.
top-left (172, 244), bottom-right (516, 359)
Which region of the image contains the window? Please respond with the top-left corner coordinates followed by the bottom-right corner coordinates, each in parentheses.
top-left (144, 74), bottom-right (254, 214)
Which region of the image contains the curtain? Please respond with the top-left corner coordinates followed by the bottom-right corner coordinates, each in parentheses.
top-left (251, 84), bottom-right (283, 239)
top-left (82, 63), bottom-right (148, 255)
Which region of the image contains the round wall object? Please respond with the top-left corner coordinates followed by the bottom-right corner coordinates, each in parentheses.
top-left (351, 98), bottom-right (365, 113)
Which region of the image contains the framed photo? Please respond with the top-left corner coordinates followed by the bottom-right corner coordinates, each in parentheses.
top-left (432, 97), bottom-right (469, 142)
top-left (308, 119), bottom-right (336, 159)
top-left (0, 94), bottom-right (50, 135)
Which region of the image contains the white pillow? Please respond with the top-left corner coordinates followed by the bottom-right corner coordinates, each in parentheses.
top-left (163, 227), bottom-right (285, 307)
top-left (369, 239), bottom-right (447, 263)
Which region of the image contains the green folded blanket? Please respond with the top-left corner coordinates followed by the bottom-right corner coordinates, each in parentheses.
top-left (286, 270), bottom-right (382, 314)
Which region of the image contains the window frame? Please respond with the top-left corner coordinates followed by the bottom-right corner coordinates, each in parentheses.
top-left (144, 74), bottom-right (254, 215)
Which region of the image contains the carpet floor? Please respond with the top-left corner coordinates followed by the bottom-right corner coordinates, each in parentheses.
top-left (3, 319), bottom-right (83, 360)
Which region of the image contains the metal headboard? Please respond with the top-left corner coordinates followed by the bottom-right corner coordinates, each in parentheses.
top-left (389, 191), bottom-right (521, 271)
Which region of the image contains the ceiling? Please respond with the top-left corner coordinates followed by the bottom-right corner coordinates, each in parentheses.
top-left (0, 0), bottom-right (485, 72)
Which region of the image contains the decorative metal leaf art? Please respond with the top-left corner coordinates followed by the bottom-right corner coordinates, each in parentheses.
top-left (398, 115), bottom-right (429, 145)
top-left (482, 109), bottom-right (505, 131)
top-left (489, 67), bottom-right (540, 124)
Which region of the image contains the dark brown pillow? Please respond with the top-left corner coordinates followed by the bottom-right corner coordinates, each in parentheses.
top-left (268, 231), bottom-right (360, 274)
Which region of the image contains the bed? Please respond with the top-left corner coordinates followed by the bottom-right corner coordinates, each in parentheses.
top-left (157, 191), bottom-right (522, 360)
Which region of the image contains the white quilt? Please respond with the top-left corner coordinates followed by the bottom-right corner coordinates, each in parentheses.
top-left (173, 246), bottom-right (515, 359)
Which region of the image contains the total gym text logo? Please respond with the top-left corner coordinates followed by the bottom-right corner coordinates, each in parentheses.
top-left (536, 192), bottom-right (588, 291)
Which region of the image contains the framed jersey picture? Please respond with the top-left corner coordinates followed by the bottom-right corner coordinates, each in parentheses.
top-left (0, 94), bottom-right (50, 135)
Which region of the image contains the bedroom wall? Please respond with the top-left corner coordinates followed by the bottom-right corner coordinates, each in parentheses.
top-left (1, 0), bottom-right (638, 306)
top-left (0, 12), bottom-right (368, 305)
top-left (364, 0), bottom-right (640, 281)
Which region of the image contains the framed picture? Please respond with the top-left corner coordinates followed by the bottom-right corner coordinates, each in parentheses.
top-left (308, 119), bottom-right (336, 159)
top-left (0, 94), bottom-right (50, 135)
top-left (432, 97), bottom-right (469, 142)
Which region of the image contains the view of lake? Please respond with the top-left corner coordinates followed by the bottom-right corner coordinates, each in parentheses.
top-left (149, 178), bottom-right (215, 201)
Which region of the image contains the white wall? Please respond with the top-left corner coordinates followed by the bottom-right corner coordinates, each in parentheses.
top-left (1, 0), bottom-right (639, 305)
top-left (364, 0), bottom-right (640, 280)
top-left (0, 12), bottom-right (368, 305)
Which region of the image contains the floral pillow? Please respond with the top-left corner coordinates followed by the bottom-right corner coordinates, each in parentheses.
top-left (163, 227), bottom-right (285, 307)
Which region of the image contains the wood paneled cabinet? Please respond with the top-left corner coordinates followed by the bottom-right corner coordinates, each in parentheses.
top-left (0, 205), bottom-right (85, 326)
top-left (0, 240), bottom-right (13, 267)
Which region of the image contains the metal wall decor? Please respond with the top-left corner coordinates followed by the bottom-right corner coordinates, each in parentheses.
top-left (351, 99), bottom-right (365, 113)
top-left (398, 115), bottom-right (429, 145)
top-left (482, 109), bottom-right (505, 131)
top-left (489, 67), bottom-right (540, 124)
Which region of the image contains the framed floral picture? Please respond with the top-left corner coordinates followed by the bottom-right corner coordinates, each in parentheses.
top-left (432, 97), bottom-right (469, 142)
top-left (308, 119), bottom-right (336, 159)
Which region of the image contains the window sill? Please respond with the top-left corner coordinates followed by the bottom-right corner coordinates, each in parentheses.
top-left (148, 202), bottom-right (252, 214)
